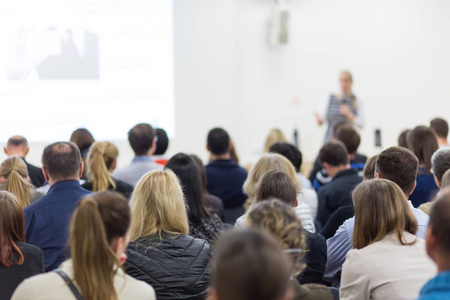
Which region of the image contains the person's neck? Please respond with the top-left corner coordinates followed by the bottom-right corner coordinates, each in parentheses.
top-left (437, 137), bottom-right (449, 147)
top-left (210, 153), bottom-right (231, 161)
top-left (48, 177), bottom-right (80, 186)
top-left (7, 151), bottom-right (26, 158)
top-left (329, 164), bottom-right (350, 178)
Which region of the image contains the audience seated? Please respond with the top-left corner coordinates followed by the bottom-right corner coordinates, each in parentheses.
top-left (269, 142), bottom-right (319, 219)
top-left (316, 140), bottom-right (362, 227)
top-left (235, 153), bottom-right (315, 233)
top-left (69, 128), bottom-right (95, 179)
top-left (205, 128), bottom-right (248, 224)
top-left (441, 169), bottom-right (450, 189)
top-left (263, 128), bottom-right (287, 153)
top-left (0, 156), bottom-right (43, 208)
top-left (165, 153), bottom-right (224, 244)
top-left (4, 136), bottom-right (45, 188)
top-left (325, 146), bottom-right (430, 282)
top-left (430, 117), bottom-right (449, 148)
top-left (24, 142), bottom-right (91, 271)
top-left (209, 228), bottom-right (292, 300)
top-left (0, 191), bottom-right (44, 299)
top-left (125, 169), bottom-right (211, 300)
top-left (340, 179), bottom-right (436, 300)
top-left (247, 199), bottom-right (332, 298)
top-left (398, 129), bottom-right (410, 148)
top-left (362, 154), bottom-right (378, 180)
top-left (153, 128), bottom-right (170, 165)
top-left (113, 123), bottom-right (163, 185)
top-left (81, 141), bottom-right (133, 198)
top-left (407, 126), bottom-right (439, 207)
top-left (417, 189), bottom-right (450, 299)
top-left (13, 191), bottom-right (155, 300)
top-left (190, 154), bottom-right (225, 220)
top-left (419, 147), bottom-right (450, 214)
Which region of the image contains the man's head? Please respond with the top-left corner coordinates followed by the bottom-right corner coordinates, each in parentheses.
top-left (128, 123), bottom-right (156, 156)
top-left (210, 228), bottom-right (292, 300)
top-left (335, 125), bottom-right (361, 157)
top-left (255, 170), bottom-right (298, 207)
top-left (207, 128), bottom-right (230, 156)
top-left (4, 136), bottom-right (29, 158)
top-left (42, 142), bottom-right (83, 183)
top-left (269, 142), bottom-right (302, 172)
top-left (375, 146), bottom-right (418, 196)
top-left (426, 188), bottom-right (450, 272)
top-left (318, 140), bottom-right (349, 178)
top-left (430, 118), bottom-right (449, 140)
top-left (154, 128), bottom-right (169, 156)
top-left (431, 148), bottom-right (450, 188)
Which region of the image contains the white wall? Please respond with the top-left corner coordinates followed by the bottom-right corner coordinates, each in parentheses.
top-left (6, 0), bottom-right (450, 169)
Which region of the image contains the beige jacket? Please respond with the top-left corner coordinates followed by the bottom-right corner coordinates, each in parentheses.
top-left (12, 260), bottom-right (156, 300)
top-left (340, 232), bottom-right (436, 300)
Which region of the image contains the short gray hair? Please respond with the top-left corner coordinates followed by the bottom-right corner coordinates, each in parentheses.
top-left (431, 148), bottom-right (450, 183)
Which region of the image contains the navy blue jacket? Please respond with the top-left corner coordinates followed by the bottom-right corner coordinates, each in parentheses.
top-left (24, 180), bottom-right (91, 271)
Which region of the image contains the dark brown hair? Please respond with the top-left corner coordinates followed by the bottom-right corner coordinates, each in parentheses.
top-left (207, 128), bottom-right (230, 156)
top-left (363, 155), bottom-right (378, 180)
top-left (406, 126), bottom-right (439, 173)
top-left (318, 140), bottom-right (348, 166)
top-left (398, 129), bottom-right (410, 148)
top-left (255, 170), bottom-right (297, 206)
top-left (0, 191), bottom-right (25, 267)
top-left (430, 118), bottom-right (449, 139)
top-left (269, 142), bottom-right (302, 172)
top-left (428, 189), bottom-right (450, 255)
top-left (42, 142), bottom-right (82, 181)
top-left (335, 125), bottom-right (361, 155)
top-left (375, 146), bottom-right (419, 195)
top-left (211, 228), bottom-right (291, 300)
top-left (128, 123), bottom-right (155, 156)
top-left (70, 128), bottom-right (95, 152)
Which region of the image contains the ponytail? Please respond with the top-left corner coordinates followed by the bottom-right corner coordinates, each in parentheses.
top-left (88, 142), bottom-right (117, 192)
top-left (0, 157), bottom-right (32, 209)
top-left (70, 197), bottom-right (120, 300)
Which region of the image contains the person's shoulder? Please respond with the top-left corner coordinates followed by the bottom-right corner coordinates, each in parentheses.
top-left (121, 274), bottom-right (156, 299)
top-left (12, 271), bottom-right (61, 299)
top-left (17, 241), bottom-right (43, 256)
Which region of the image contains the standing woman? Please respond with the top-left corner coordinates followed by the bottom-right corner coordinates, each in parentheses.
top-left (0, 191), bottom-right (44, 300)
top-left (82, 142), bottom-right (134, 199)
top-left (0, 156), bottom-right (43, 208)
top-left (315, 71), bottom-right (364, 143)
top-left (165, 153), bottom-right (224, 244)
top-left (12, 191), bottom-right (156, 300)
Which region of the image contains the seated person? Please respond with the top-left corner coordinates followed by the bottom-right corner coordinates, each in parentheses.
top-left (205, 128), bottom-right (248, 224)
top-left (82, 142), bottom-right (133, 199)
top-left (113, 123), bottom-right (163, 185)
top-left (0, 191), bottom-right (44, 300)
top-left (362, 155), bottom-right (378, 180)
top-left (325, 146), bottom-right (430, 283)
top-left (70, 128), bottom-right (95, 179)
top-left (125, 170), bottom-right (212, 300)
top-left (269, 142), bottom-right (319, 219)
top-left (417, 189), bottom-right (450, 299)
top-left (407, 126), bottom-right (439, 207)
top-left (209, 228), bottom-right (291, 300)
top-left (430, 117), bottom-right (449, 148)
top-left (316, 140), bottom-right (362, 227)
top-left (153, 128), bottom-right (170, 165)
top-left (235, 153), bottom-right (315, 233)
top-left (13, 191), bottom-right (155, 300)
top-left (340, 179), bottom-right (435, 300)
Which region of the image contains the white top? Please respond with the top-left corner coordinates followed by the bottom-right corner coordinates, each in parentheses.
top-left (12, 260), bottom-right (156, 300)
top-left (340, 232), bottom-right (436, 300)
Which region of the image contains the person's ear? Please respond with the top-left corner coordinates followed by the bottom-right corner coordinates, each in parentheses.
top-left (0, 176), bottom-right (5, 184)
top-left (409, 181), bottom-right (417, 196)
top-left (434, 175), bottom-right (441, 189)
top-left (375, 173), bottom-right (380, 179)
top-left (294, 197), bottom-right (299, 208)
top-left (207, 287), bottom-right (220, 300)
top-left (24, 146), bottom-right (29, 157)
top-left (3, 147), bottom-right (8, 155)
top-left (110, 160), bottom-right (117, 172)
top-left (42, 166), bottom-right (50, 182)
top-left (206, 145), bottom-right (211, 152)
top-left (79, 162), bottom-right (84, 179)
top-left (425, 226), bottom-right (437, 261)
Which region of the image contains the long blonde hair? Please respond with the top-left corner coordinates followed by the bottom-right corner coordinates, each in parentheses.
top-left (263, 128), bottom-right (287, 153)
top-left (0, 157), bottom-right (33, 208)
top-left (70, 191), bottom-right (130, 300)
top-left (243, 153), bottom-right (301, 199)
top-left (129, 169), bottom-right (189, 241)
top-left (352, 179), bottom-right (418, 249)
top-left (87, 142), bottom-right (118, 192)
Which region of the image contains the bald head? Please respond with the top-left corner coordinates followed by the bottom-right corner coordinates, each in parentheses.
top-left (4, 135), bottom-right (29, 158)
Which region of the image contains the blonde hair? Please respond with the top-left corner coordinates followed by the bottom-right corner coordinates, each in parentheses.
top-left (0, 157), bottom-right (33, 208)
top-left (70, 191), bottom-right (131, 300)
top-left (340, 70), bottom-right (353, 82)
top-left (129, 169), bottom-right (189, 241)
top-left (87, 142), bottom-right (118, 192)
top-left (244, 153), bottom-right (301, 199)
top-left (246, 199), bottom-right (305, 275)
top-left (352, 179), bottom-right (418, 249)
top-left (263, 129), bottom-right (287, 153)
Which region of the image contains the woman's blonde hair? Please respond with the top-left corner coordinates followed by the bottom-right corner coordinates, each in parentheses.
top-left (0, 156), bottom-right (33, 208)
top-left (263, 128), bottom-right (287, 153)
top-left (352, 179), bottom-right (418, 249)
top-left (87, 142), bottom-right (118, 192)
top-left (244, 153), bottom-right (301, 199)
top-left (246, 199), bottom-right (305, 275)
top-left (70, 191), bottom-right (130, 300)
top-left (129, 169), bottom-right (189, 241)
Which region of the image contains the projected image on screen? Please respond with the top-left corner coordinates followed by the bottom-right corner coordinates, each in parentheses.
top-left (0, 0), bottom-right (174, 142)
